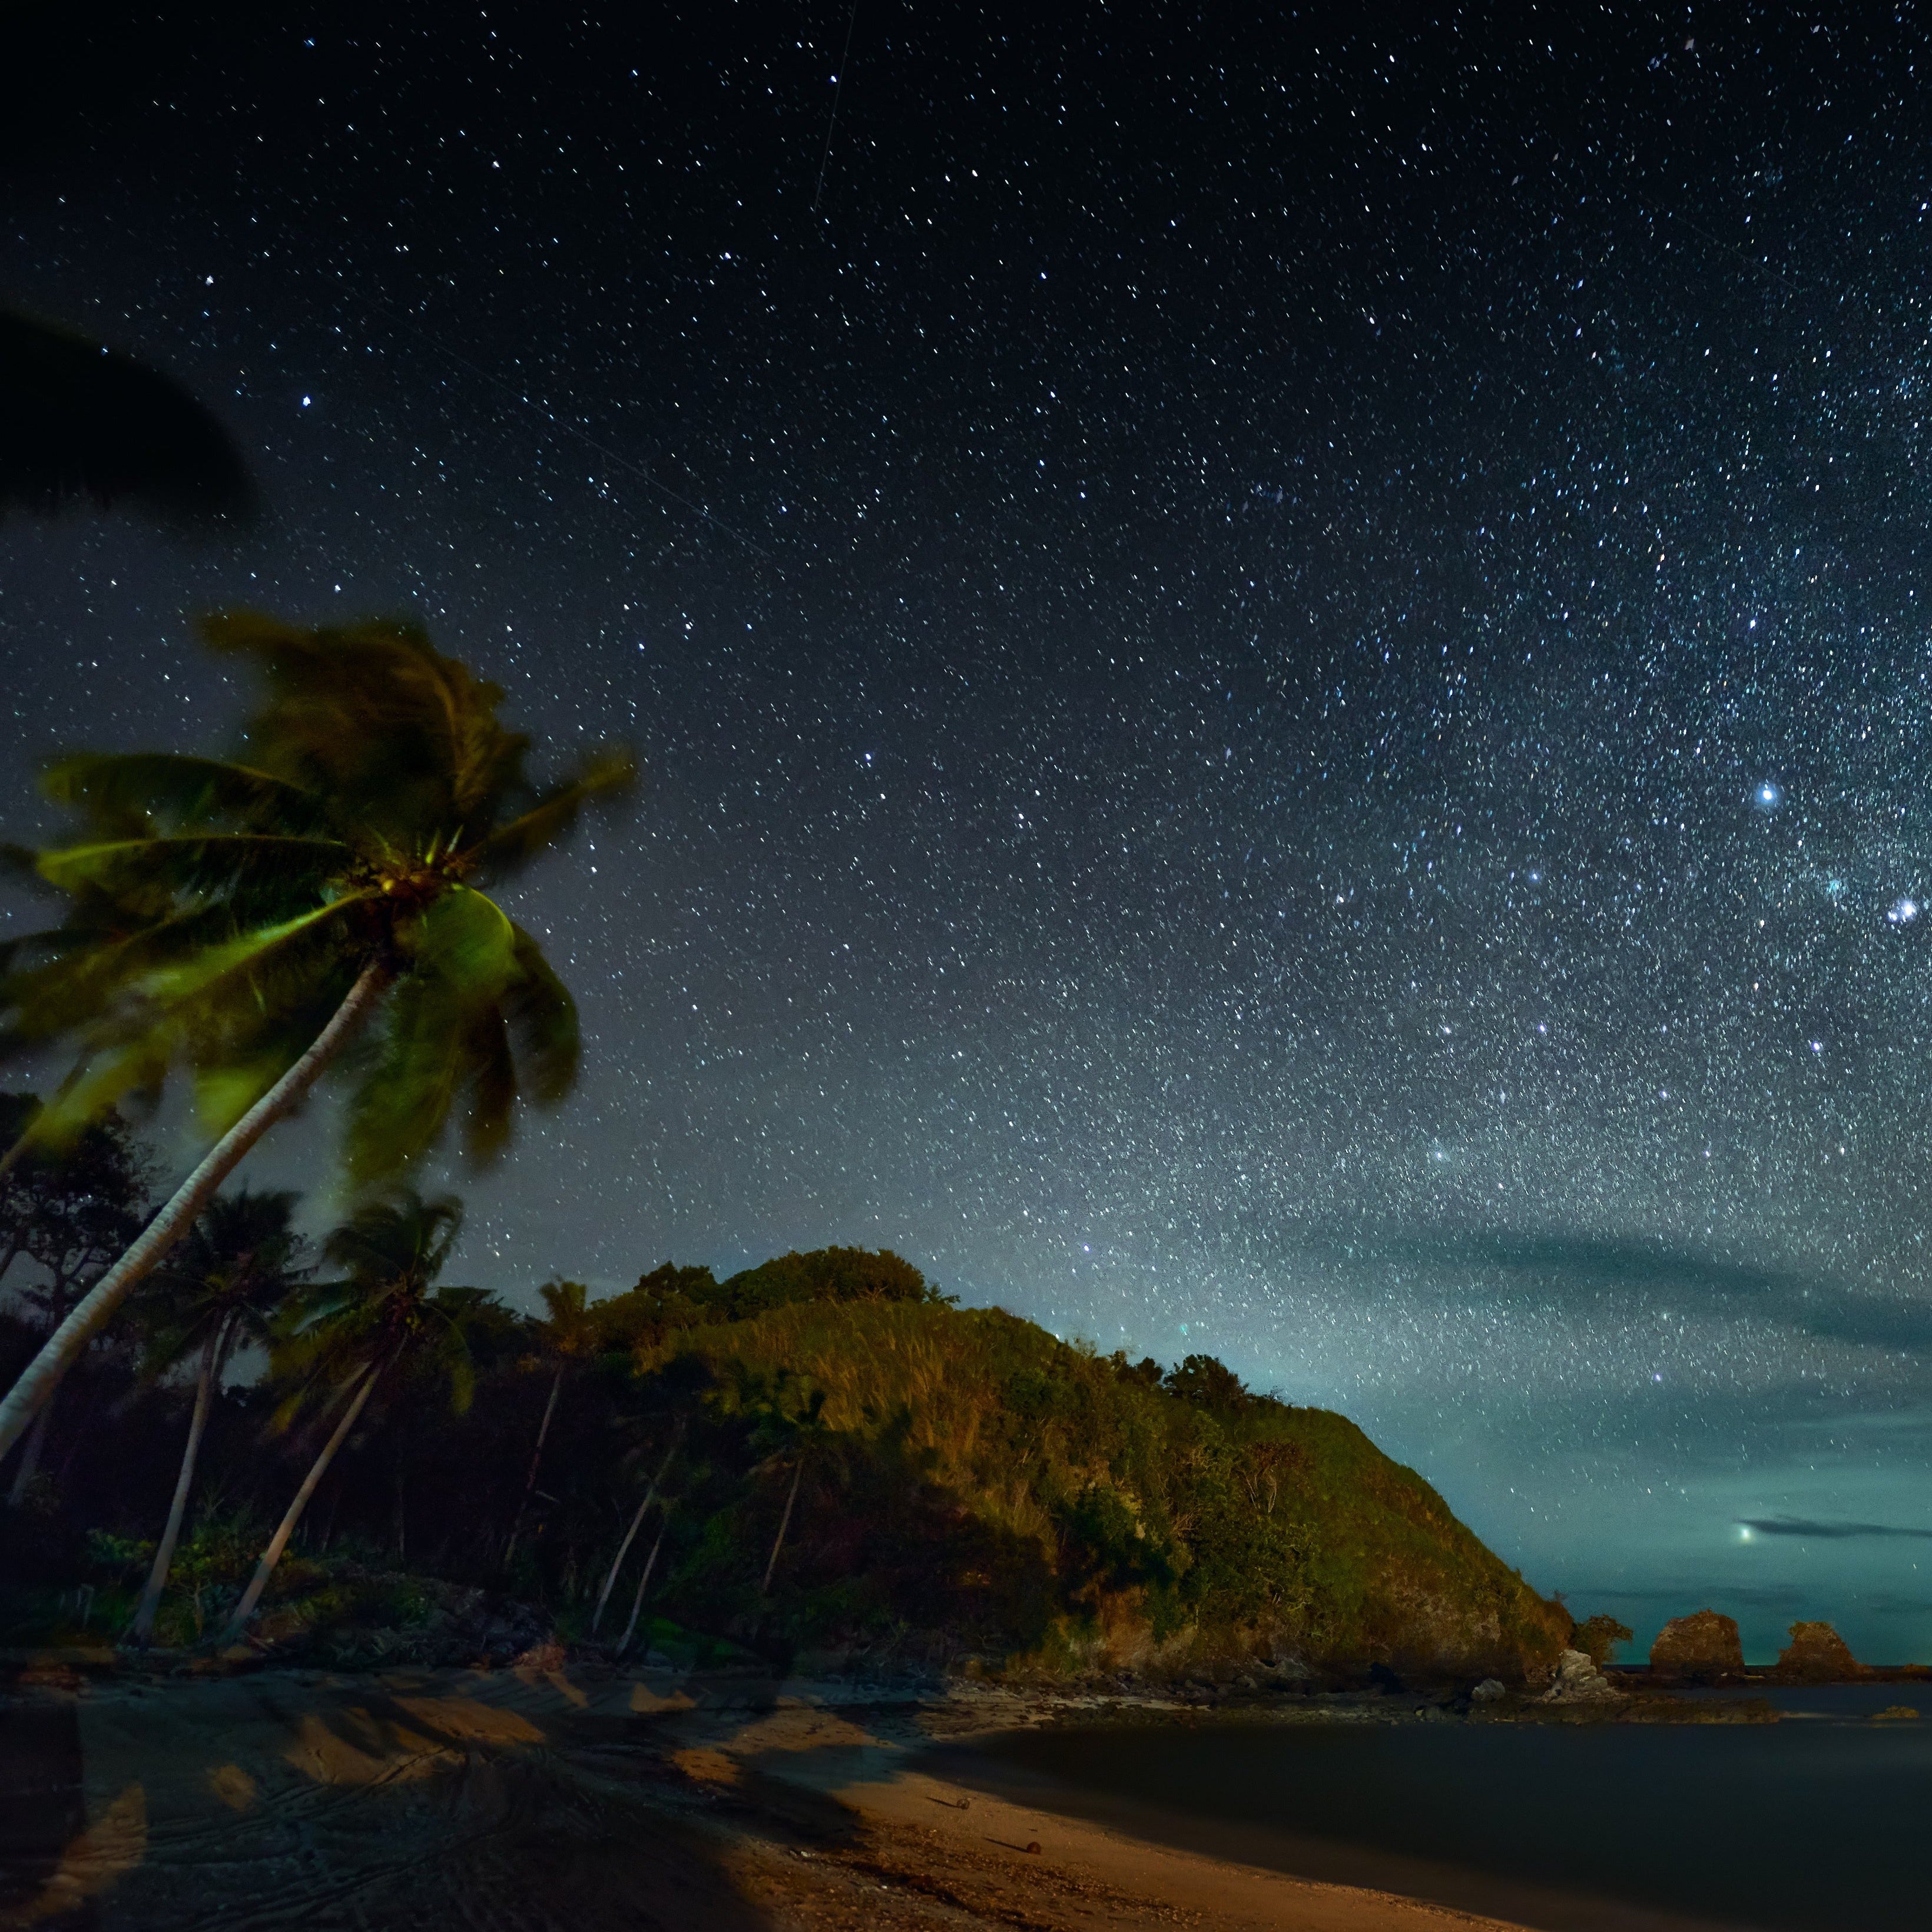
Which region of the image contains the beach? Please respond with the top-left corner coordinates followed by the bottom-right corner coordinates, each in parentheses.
top-left (0, 1661), bottom-right (1558, 1932)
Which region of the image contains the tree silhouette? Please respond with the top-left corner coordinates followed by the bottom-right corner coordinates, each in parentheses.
top-left (590, 1430), bottom-right (682, 1636)
top-left (501, 1278), bottom-right (602, 1570)
top-left (747, 1377), bottom-right (834, 1596)
top-left (0, 1096), bottom-right (151, 1504)
top-left (0, 613), bottom-right (632, 1463)
top-left (127, 1189), bottom-right (308, 1645)
top-left (223, 1190), bottom-right (477, 1639)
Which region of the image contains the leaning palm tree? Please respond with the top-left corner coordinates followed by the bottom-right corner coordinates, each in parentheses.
top-left (502, 1278), bottom-right (603, 1570)
top-left (125, 1189), bottom-right (307, 1646)
top-left (222, 1190), bottom-right (475, 1639)
top-left (0, 612), bottom-right (633, 1465)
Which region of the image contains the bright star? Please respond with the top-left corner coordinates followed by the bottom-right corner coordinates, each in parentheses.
top-left (1753, 781), bottom-right (1782, 811)
top-left (1890, 897), bottom-right (1920, 925)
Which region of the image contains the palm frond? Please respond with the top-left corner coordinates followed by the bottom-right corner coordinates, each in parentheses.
top-left (28, 1034), bottom-right (174, 1147)
top-left (0, 842), bottom-right (52, 892)
top-left (140, 897), bottom-right (367, 1014)
top-left (471, 747), bottom-right (638, 877)
top-left (340, 974), bottom-right (469, 1187)
top-left (37, 834), bottom-right (348, 903)
top-left (408, 885), bottom-right (519, 999)
top-left (505, 924), bottom-right (579, 1105)
top-left (43, 753), bottom-right (320, 833)
top-left (462, 1001), bottom-right (516, 1165)
top-left (203, 612), bottom-right (531, 836)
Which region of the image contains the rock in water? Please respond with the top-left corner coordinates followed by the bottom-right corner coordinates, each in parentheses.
top-left (1649, 1609), bottom-right (1745, 1684)
top-left (1775, 1621), bottom-right (1863, 1682)
top-left (1470, 1678), bottom-right (1507, 1703)
top-left (1542, 1646), bottom-right (1621, 1702)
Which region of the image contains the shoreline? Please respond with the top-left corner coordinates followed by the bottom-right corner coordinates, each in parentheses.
top-left (1, 1659), bottom-right (1917, 1930)
top-left (0, 1662), bottom-right (1570, 1932)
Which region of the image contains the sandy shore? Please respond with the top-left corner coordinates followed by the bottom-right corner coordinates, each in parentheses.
top-left (0, 1662), bottom-right (1730, 1932)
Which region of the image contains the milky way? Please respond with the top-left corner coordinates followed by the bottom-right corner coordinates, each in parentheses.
top-left (6, 8), bottom-right (1932, 1656)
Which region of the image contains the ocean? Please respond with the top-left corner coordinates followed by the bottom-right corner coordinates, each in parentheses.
top-left (942, 1686), bottom-right (1932, 1931)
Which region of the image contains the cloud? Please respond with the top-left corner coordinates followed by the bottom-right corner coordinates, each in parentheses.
top-left (1739, 1516), bottom-right (1932, 1541)
top-left (1579, 1582), bottom-right (1810, 1608)
top-left (1320, 1228), bottom-right (1791, 1297)
top-left (1324, 1226), bottom-right (1932, 1353)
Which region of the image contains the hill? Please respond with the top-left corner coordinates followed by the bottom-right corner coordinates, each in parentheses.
top-left (626, 1292), bottom-right (1570, 1680)
top-left (2, 1245), bottom-right (1569, 1682)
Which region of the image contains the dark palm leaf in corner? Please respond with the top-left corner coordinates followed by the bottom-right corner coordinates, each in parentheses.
top-left (0, 612), bottom-right (635, 1464)
top-left (0, 308), bottom-right (257, 528)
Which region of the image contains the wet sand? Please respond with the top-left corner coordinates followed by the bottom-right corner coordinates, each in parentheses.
top-left (0, 1662), bottom-right (1544, 1932)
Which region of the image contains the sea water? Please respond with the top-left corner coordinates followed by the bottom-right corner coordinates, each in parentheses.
top-left (951, 1689), bottom-right (1932, 1931)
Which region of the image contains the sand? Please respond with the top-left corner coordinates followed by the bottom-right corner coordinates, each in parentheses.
top-left (0, 1661), bottom-right (1661, 1932)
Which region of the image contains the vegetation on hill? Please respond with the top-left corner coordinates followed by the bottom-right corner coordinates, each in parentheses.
top-left (0, 1192), bottom-right (1570, 1682)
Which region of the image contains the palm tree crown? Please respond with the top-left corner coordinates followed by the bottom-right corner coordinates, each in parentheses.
top-left (5, 611), bottom-right (632, 1177)
top-left (143, 1188), bottom-right (309, 1371)
top-left (0, 612), bottom-right (631, 1466)
top-left (277, 1191), bottom-right (477, 1413)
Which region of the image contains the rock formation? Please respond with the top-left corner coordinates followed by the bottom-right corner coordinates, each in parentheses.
top-left (1649, 1608), bottom-right (1745, 1683)
top-left (1541, 1646), bottom-right (1621, 1702)
top-left (1774, 1620), bottom-right (1863, 1682)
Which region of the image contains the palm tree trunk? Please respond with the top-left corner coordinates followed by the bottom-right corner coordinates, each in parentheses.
top-left (222, 1361), bottom-right (383, 1642)
top-left (501, 1366), bottom-right (564, 1572)
top-left (761, 1458), bottom-right (804, 1596)
top-left (591, 1439), bottom-right (678, 1633)
top-left (128, 1317), bottom-right (230, 1646)
top-left (6, 1397), bottom-right (54, 1507)
top-left (616, 1513), bottom-right (670, 1657)
top-left (0, 960), bottom-right (393, 1467)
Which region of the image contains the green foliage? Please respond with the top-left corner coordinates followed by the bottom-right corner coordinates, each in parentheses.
top-left (139, 1186), bottom-right (308, 1374)
top-left (0, 614), bottom-right (634, 1184)
top-left (276, 1191), bottom-right (487, 1419)
top-left (1572, 1612), bottom-right (1635, 1664)
top-left (638, 1297), bottom-right (1572, 1678)
top-left (146, 1509), bottom-right (263, 1643)
top-left (716, 1247), bottom-right (945, 1318)
top-left (0, 1095), bottom-right (153, 1321)
top-left (585, 1262), bottom-right (723, 1353)
top-left (1162, 1353), bottom-right (1254, 1410)
top-left (8, 1219), bottom-right (1571, 1683)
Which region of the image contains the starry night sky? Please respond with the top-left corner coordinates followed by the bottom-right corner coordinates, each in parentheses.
top-left (8, 5), bottom-right (1932, 1659)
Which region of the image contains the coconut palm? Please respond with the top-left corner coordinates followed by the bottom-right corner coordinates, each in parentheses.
top-left (589, 1430), bottom-right (683, 1635)
top-left (222, 1190), bottom-right (476, 1639)
top-left (502, 1278), bottom-right (603, 1570)
top-left (615, 1502), bottom-right (675, 1658)
top-left (0, 612), bottom-right (634, 1464)
top-left (126, 1189), bottom-right (308, 1646)
top-left (748, 1378), bottom-right (833, 1596)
